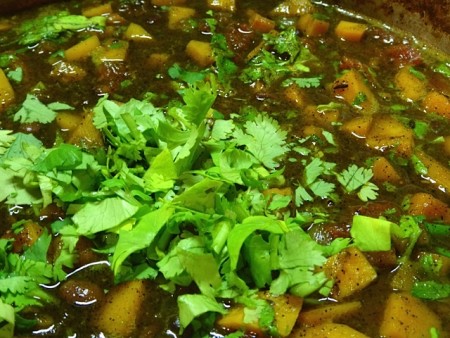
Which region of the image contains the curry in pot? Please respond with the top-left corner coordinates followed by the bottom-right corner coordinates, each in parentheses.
top-left (0, 0), bottom-right (450, 337)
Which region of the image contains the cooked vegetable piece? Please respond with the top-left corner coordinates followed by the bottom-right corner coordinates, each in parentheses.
top-left (379, 292), bottom-right (442, 338)
top-left (408, 192), bottom-right (450, 222)
top-left (298, 13), bottom-right (330, 37)
top-left (372, 156), bottom-right (402, 184)
top-left (91, 280), bottom-right (147, 337)
top-left (65, 35), bottom-right (101, 61)
top-left (185, 40), bottom-right (214, 67)
top-left (284, 85), bottom-right (310, 109)
top-left (333, 69), bottom-right (379, 114)
top-left (81, 3), bottom-right (112, 17)
top-left (10, 221), bottom-right (43, 253)
top-left (168, 6), bottom-right (196, 30)
top-left (92, 40), bottom-right (129, 63)
top-left (59, 279), bottom-right (104, 306)
top-left (206, 0), bottom-right (236, 12)
top-left (297, 301), bottom-right (362, 326)
top-left (340, 115), bottom-right (373, 138)
top-left (270, 0), bottom-right (314, 16)
top-left (390, 262), bottom-right (416, 292)
top-left (248, 10), bottom-right (275, 33)
top-left (414, 150), bottom-right (450, 195)
top-left (422, 90), bottom-right (450, 118)
top-left (217, 293), bottom-right (303, 336)
top-left (147, 53), bottom-right (170, 70)
top-left (123, 23), bottom-right (153, 42)
top-left (324, 247), bottom-right (377, 300)
top-left (293, 322), bottom-right (370, 337)
top-left (66, 111), bottom-right (104, 147)
top-left (334, 20), bottom-right (368, 42)
top-left (365, 115), bottom-right (414, 157)
top-left (56, 111), bottom-right (83, 130)
top-left (395, 66), bottom-right (428, 101)
top-left (444, 136), bottom-right (450, 156)
top-left (0, 68), bottom-right (14, 112)
top-left (303, 105), bottom-right (340, 126)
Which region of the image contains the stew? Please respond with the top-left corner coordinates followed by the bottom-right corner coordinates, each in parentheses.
top-left (0, 0), bottom-right (450, 337)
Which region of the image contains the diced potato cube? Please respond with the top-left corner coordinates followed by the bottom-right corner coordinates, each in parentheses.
top-left (293, 322), bottom-right (370, 337)
top-left (444, 136), bottom-right (450, 156)
top-left (0, 68), bottom-right (15, 113)
top-left (82, 3), bottom-right (112, 17)
top-left (408, 192), bottom-right (450, 222)
top-left (380, 292), bottom-right (442, 338)
top-left (340, 116), bottom-right (373, 139)
top-left (147, 53), bottom-right (170, 70)
top-left (123, 23), bottom-right (153, 42)
top-left (372, 157), bottom-right (402, 184)
top-left (56, 111), bottom-right (83, 130)
top-left (248, 10), bottom-right (275, 33)
top-left (91, 280), bottom-right (147, 337)
top-left (324, 247), bottom-right (377, 300)
top-left (422, 90), bottom-right (450, 119)
top-left (298, 13), bottom-right (330, 37)
top-left (65, 35), bottom-right (101, 61)
top-left (207, 0), bottom-right (236, 12)
top-left (0, 20), bottom-right (12, 32)
top-left (92, 40), bottom-right (129, 63)
top-left (365, 115), bottom-right (414, 157)
top-left (284, 85), bottom-right (310, 109)
top-left (185, 40), bottom-right (214, 67)
top-left (300, 125), bottom-right (324, 139)
top-left (304, 105), bottom-right (340, 127)
top-left (414, 150), bottom-right (450, 196)
top-left (67, 111), bottom-right (104, 148)
top-left (217, 292), bottom-right (303, 337)
top-left (271, 0), bottom-right (314, 17)
top-left (394, 66), bottom-right (427, 101)
top-left (332, 69), bottom-right (379, 114)
top-left (168, 6), bottom-right (196, 30)
top-left (297, 301), bottom-right (362, 326)
top-left (390, 262), bottom-right (416, 292)
top-left (335, 20), bottom-right (368, 42)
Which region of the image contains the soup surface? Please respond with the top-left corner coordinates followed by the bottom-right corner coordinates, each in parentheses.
top-left (0, 0), bottom-right (450, 337)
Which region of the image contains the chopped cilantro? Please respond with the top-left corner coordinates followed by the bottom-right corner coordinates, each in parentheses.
top-left (412, 280), bottom-right (450, 300)
top-left (7, 67), bottom-right (23, 83)
top-left (14, 94), bottom-right (74, 124)
top-left (336, 164), bottom-right (379, 201)
top-left (352, 92), bottom-right (367, 106)
top-left (408, 66), bottom-right (426, 80)
top-left (434, 62), bottom-right (450, 78)
top-left (16, 12), bottom-right (106, 46)
top-left (282, 76), bottom-right (322, 88)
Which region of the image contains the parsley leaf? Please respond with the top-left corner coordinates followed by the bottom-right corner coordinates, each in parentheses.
top-left (282, 76), bottom-right (322, 88)
top-left (16, 12), bottom-right (106, 45)
top-left (337, 164), bottom-right (378, 201)
top-left (14, 94), bottom-right (73, 124)
top-left (233, 114), bottom-right (289, 169)
top-left (412, 281), bottom-right (450, 300)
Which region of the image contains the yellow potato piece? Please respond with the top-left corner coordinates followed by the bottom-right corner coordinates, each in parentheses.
top-left (91, 280), bottom-right (147, 337)
top-left (380, 292), bottom-right (442, 338)
top-left (293, 322), bottom-right (369, 338)
top-left (185, 40), bottom-right (214, 67)
top-left (0, 68), bottom-right (14, 113)
top-left (324, 247), bottom-right (377, 301)
top-left (65, 35), bottom-right (101, 61)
